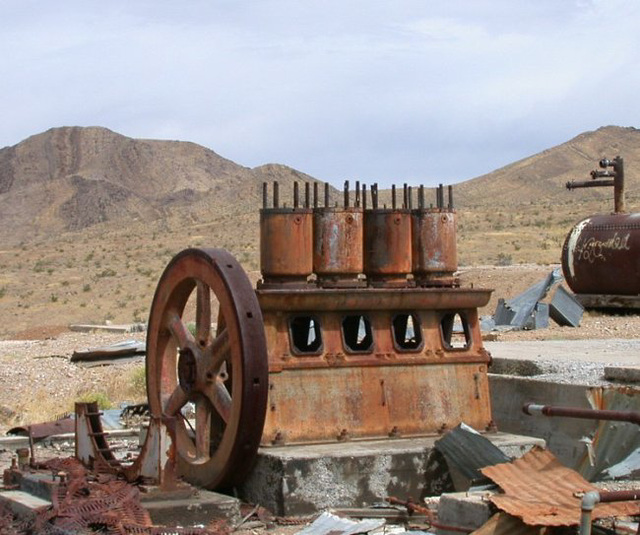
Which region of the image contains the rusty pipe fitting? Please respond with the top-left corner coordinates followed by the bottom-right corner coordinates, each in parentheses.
top-left (523, 403), bottom-right (640, 425)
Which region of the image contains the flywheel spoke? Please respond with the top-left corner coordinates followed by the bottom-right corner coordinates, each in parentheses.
top-left (164, 385), bottom-right (189, 416)
top-left (195, 281), bottom-right (212, 346)
top-left (168, 311), bottom-right (196, 351)
top-left (204, 329), bottom-right (230, 378)
top-left (195, 397), bottom-right (212, 459)
top-left (202, 380), bottom-right (232, 424)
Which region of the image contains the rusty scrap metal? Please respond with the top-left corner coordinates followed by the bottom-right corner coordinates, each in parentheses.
top-left (523, 402), bottom-right (640, 425)
top-left (566, 156), bottom-right (625, 213)
top-left (481, 446), bottom-right (640, 526)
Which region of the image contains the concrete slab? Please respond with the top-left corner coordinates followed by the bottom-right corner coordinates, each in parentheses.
top-left (605, 365), bottom-right (640, 383)
top-left (485, 339), bottom-right (640, 366)
top-left (436, 491), bottom-right (493, 535)
top-left (0, 490), bottom-right (51, 520)
top-left (141, 489), bottom-right (241, 527)
top-left (238, 433), bottom-right (544, 516)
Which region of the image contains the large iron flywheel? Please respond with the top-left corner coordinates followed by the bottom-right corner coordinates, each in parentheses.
top-left (146, 248), bottom-right (268, 489)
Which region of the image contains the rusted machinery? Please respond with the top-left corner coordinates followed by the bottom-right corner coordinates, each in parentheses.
top-left (563, 157), bottom-right (640, 307)
top-left (78, 180), bottom-right (494, 492)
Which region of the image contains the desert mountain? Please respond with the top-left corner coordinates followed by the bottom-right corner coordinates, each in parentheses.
top-left (0, 126), bottom-right (317, 245)
top-left (1, 125), bottom-right (639, 247)
top-left (455, 125), bottom-right (640, 208)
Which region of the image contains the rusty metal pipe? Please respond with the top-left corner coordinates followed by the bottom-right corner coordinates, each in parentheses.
top-left (262, 182), bottom-right (267, 209)
top-left (580, 489), bottom-right (640, 535)
top-left (294, 182), bottom-right (299, 208)
top-left (324, 182), bottom-right (330, 208)
top-left (566, 179), bottom-right (615, 190)
top-left (419, 185), bottom-right (425, 210)
top-left (305, 182), bottom-right (310, 208)
top-left (362, 183), bottom-right (367, 210)
top-left (313, 182), bottom-right (318, 208)
top-left (392, 185), bottom-right (397, 209)
top-left (355, 180), bottom-right (361, 207)
top-left (274, 181), bottom-right (279, 208)
top-left (523, 403), bottom-right (640, 425)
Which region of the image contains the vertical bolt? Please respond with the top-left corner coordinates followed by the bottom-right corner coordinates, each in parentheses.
top-left (344, 180), bottom-right (350, 208)
top-left (362, 184), bottom-right (367, 210)
top-left (448, 185), bottom-right (454, 210)
top-left (324, 182), bottom-right (330, 208)
top-left (262, 182), bottom-right (268, 209)
top-left (408, 186), bottom-right (413, 210)
top-left (419, 185), bottom-right (425, 210)
top-left (305, 182), bottom-right (310, 208)
top-left (392, 185), bottom-right (397, 210)
top-left (403, 183), bottom-right (408, 209)
top-left (313, 182), bottom-right (319, 208)
top-left (294, 182), bottom-right (299, 208)
top-left (273, 182), bottom-right (280, 208)
top-left (355, 180), bottom-right (361, 207)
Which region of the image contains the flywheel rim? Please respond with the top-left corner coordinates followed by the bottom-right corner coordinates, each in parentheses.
top-left (146, 248), bottom-right (268, 489)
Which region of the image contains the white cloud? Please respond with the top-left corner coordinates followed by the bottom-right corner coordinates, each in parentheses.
top-left (1, 0), bottom-right (640, 186)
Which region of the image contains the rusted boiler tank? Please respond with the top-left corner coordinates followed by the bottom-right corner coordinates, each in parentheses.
top-left (563, 157), bottom-right (640, 306)
top-left (562, 213), bottom-right (640, 296)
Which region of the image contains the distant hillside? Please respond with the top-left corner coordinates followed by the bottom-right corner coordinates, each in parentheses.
top-left (455, 126), bottom-right (640, 209)
top-left (1, 124), bottom-right (640, 336)
top-left (0, 127), bottom-right (317, 245)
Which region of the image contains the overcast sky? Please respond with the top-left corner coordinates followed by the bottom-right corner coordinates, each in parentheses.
top-left (2, 1), bottom-right (640, 187)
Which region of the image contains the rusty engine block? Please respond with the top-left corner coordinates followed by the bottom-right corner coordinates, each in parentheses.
top-left (258, 180), bottom-right (493, 446)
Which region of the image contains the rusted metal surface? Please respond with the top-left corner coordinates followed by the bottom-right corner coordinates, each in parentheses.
top-left (24, 457), bottom-right (217, 535)
top-left (258, 287), bottom-right (491, 312)
top-left (262, 363), bottom-right (492, 444)
top-left (576, 386), bottom-right (640, 482)
top-left (260, 208), bottom-right (313, 285)
top-left (7, 418), bottom-right (75, 440)
top-left (561, 212), bottom-right (640, 296)
top-left (412, 209), bottom-right (458, 286)
top-left (481, 446), bottom-right (640, 526)
top-left (313, 207), bottom-right (364, 286)
top-left (260, 181), bottom-right (313, 286)
top-left (412, 184), bottom-right (458, 287)
top-left (567, 156), bottom-right (625, 213)
top-left (523, 402), bottom-right (640, 425)
top-left (145, 248), bottom-right (268, 489)
top-left (75, 401), bottom-right (121, 474)
top-left (364, 208), bottom-right (413, 287)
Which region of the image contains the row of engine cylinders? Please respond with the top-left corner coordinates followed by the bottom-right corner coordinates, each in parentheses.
top-left (260, 181), bottom-right (458, 288)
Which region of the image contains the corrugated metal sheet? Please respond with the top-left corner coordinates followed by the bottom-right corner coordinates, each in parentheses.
top-left (470, 512), bottom-right (543, 535)
top-left (435, 423), bottom-right (509, 488)
top-left (481, 446), bottom-right (640, 526)
top-left (577, 386), bottom-right (640, 481)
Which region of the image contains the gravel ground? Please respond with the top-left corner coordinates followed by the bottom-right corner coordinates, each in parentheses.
top-left (0, 330), bottom-right (146, 434)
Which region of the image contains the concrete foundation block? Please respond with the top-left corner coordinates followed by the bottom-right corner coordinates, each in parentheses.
top-left (436, 491), bottom-right (493, 535)
top-left (238, 434), bottom-right (544, 516)
top-left (0, 490), bottom-right (51, 520)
